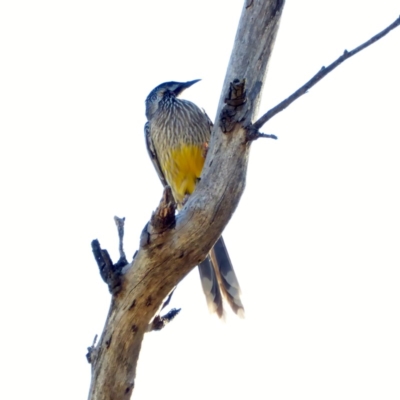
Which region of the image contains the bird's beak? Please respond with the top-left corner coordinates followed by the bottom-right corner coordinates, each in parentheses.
top-left (173, 79), bottom-right (201, 96)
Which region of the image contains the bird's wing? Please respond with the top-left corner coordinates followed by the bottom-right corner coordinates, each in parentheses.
top-left (144, 121), bottom-right (168, 187)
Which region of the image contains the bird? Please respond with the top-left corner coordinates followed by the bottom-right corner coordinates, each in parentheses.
top-left (144, 79), bottom-right (244, 318)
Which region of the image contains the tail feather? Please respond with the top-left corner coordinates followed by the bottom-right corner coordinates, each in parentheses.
top-left (198, 256), bottom-right (224, 318)
top-left (210, 237), bottom-right (245, 318)
top-left (198, 237), bottom-right (244, 318)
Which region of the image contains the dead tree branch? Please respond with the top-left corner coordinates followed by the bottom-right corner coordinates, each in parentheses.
top-left (88, 5), bottom-right (399, 400)
top-left (251, 16), bottom-right (400, 133)
top-left (88, 1), bottom-right (285, 399)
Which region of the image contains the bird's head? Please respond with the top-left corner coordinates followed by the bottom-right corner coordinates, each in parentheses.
top-left (145, 79), bottom-right (200, 119)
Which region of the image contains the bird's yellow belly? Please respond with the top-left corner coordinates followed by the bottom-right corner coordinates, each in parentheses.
top-left (161, 144), bottom-right (205, 205)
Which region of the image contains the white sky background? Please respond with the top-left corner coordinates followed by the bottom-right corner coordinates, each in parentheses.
top-left (1, 1), bottom-right (399, 399)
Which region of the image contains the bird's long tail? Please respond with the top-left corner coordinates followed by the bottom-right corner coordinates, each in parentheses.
top-left (198, 256), bottom-right (224, 318)
top-left (198, 237), bottom-right (244, 318)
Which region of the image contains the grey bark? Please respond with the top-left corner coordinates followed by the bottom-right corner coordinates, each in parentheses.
top-left (88, 1), bottom-right (285, 399)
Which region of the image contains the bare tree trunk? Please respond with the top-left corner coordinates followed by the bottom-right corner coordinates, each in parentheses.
top-left (88, 1), bottom-right (285, 399)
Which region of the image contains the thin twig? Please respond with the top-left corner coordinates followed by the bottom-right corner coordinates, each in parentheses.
top-left (161, 288), bottom-right (176, 310)
top-left (148, 308), bottom-right (181, 332)
top-left (252, 16), bottom-right (400, 131)
top-left (114, 216), bottom-right (128, 266)
top-left (258, 133), bottom-right (278, 140)
top-left (86, 334), bottom-right (98, 364)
